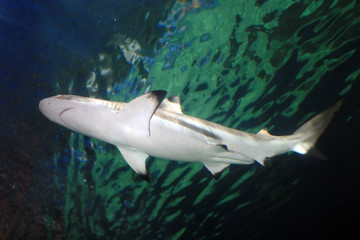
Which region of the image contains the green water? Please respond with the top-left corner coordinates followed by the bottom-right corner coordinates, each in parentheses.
top-left (49, 0), bottom-right (360, 239)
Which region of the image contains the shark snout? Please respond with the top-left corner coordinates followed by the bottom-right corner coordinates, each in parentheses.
top-left (39, 97), bottom-right (68, 124)
top-left (39, 97), bottom-right (48, 107)
top-left (39, 98), bottom-right (51, 117)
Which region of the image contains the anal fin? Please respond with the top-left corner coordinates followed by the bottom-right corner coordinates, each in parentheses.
top-left (203, 161), bottom-right (230, 179)
top-left (117, 146), bottom-right (150, 181)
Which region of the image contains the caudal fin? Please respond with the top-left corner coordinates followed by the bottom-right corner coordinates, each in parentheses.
top-left (292, 99), bottom-right (343, 160)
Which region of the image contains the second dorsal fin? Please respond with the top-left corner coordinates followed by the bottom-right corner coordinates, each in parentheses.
top-left (159, 96), bottom-right (183, 114)
top-left (257, 128), bottom-right (271, 136)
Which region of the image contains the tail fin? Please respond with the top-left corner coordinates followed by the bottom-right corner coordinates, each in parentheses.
top-left (292, 99), bottom-right (343, 160)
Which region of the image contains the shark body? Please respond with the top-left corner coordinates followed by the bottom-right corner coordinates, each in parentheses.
top-left (39, 90), bottom-right (342, 180)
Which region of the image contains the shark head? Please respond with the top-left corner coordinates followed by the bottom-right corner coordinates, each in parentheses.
top-left (39, 93), bottom-right (164, 145)
top-left (39, 95), bottom-right (112, 134)
top-left (39, 95), bottom-right (76, 127)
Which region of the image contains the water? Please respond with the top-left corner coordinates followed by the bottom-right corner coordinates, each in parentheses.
top-left (1, 0), bottom-right (360, 239)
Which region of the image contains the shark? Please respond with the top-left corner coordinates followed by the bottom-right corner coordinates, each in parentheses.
top-left (39, 90), bottom-right (342, 181)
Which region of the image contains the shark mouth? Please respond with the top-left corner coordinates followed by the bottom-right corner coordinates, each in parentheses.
top-left (59, 107), bottom-right (74, 129)
top-left (59, 107), bottom-right (73, 118)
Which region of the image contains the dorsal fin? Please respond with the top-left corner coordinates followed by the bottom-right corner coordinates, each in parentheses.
top-left (119, 90), bottom-right (167, 136)
top-left (159, 95), bottom-right (183, 114)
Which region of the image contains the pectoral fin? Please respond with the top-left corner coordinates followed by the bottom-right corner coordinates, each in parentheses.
top-left (117, 146), bottom-right (150, 181)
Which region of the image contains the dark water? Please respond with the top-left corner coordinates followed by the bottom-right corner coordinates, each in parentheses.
top-left (1, 0), bottom-right (360, 239)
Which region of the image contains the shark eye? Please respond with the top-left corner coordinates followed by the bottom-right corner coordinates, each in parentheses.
top-left (125, 38), bottom-right (131, 44)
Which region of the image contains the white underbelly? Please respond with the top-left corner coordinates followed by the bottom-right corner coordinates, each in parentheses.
top-left (131, 116), bottom-right (213, 162)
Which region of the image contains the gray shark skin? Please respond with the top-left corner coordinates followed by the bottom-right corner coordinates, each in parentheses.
top-left (39, 90), bottom-right (342, 181)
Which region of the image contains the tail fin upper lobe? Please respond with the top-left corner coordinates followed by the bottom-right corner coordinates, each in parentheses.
top-left (292, 99), bottom-right (343, 159)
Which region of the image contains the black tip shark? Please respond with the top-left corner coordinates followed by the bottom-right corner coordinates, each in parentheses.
top-left (39, 91), bottom-right (343, 181)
